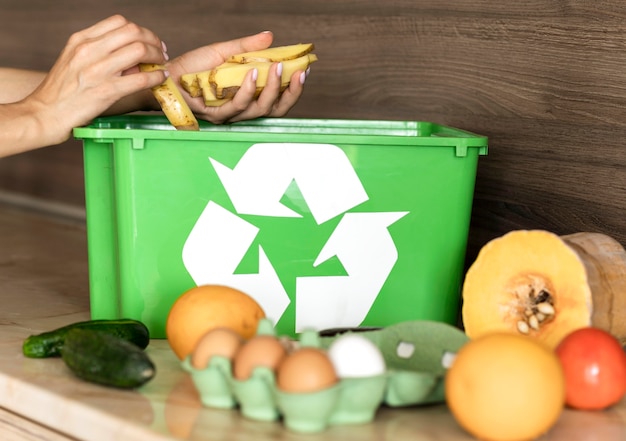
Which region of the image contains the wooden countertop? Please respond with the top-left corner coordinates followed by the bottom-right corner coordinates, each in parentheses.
top-left (0, 200), bottom-right (625, 441)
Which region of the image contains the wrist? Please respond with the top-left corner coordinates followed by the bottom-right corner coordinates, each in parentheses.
top-left (0, 99), bottom-right (69, 157)
top-left (28, 97), bottom-right (72, 146)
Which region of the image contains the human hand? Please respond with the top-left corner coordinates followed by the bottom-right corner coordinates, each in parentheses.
top-left (28, 15), bottom-right (168, 145)
top-left (166, 31), bottom-right (308, 124)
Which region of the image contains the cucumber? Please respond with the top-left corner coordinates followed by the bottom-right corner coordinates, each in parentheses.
top-left (61, 328), bottom-right (156, 389)
top-left (22, 319), bottom-right (150, 358)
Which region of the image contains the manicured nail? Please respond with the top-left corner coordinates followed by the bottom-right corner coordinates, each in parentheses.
top-left (251, 68), bottom-right (258, 82)
top-left (161, 41), bottom-right (169, 61)
top-left (305, 67), bottom-right (311, 77)
top-left (299, 71), bottom-right (306, 85)
top-left (276, 62), bottom-right (283, 77)
top-left (163, 70), bottom-right (170, 78)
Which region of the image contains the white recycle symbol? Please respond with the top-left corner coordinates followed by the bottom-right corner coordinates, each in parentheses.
top-left (182, 143), bottom-right (408, 332)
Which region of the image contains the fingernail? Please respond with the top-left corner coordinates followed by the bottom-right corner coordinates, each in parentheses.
top-left (163, 70), bottom-right (170, 78)
top-left (306, 67), bottom-right (311, 77)
top-left (276, 62), bottom-right (283, 77)
top-left (161, 41), bottom-right (169, 61)
top-left (299, 71), bottom-right (306, 85)
top-left (251, 68), bottom-right (258, 82)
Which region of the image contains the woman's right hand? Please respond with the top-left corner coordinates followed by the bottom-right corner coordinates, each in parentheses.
top-left (28, 14), bottom-right (169, 145)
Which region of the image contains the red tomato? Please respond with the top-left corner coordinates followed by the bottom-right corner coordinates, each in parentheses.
top-left (555, 327), bottom-right (626, 410)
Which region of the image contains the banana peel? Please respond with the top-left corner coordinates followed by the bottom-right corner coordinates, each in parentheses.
top-left (196, 74), bottom-right (230, 107)
top-left (212, 54), bottom-right (317, 100)
top-left (181, 43), bottom-right (317, 107)
top-left (139, 63), bottom-right (199, 131)
top-left (142, 43), bottom-right (317, 124)
top-left (226, 42), bottom-right (314, 63)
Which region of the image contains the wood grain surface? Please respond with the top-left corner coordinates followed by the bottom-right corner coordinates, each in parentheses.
top-left (1, 0), bottom-right (625, 263)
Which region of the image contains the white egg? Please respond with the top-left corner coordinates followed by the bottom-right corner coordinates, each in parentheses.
top-left (327, 334), bottom-right (386, 378)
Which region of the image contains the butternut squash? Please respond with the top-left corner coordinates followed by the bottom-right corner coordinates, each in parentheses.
top-left (462, 230), bottom-right (626, 348)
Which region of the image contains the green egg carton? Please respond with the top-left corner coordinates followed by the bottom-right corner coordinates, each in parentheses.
top-left (182, 319), bottom-right (468, 433)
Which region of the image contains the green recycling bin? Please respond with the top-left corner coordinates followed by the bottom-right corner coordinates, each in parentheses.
top-left (74, 115), bottom-right (487, 338)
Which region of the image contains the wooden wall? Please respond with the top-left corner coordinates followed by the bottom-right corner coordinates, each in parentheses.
top-left (1, 0), bottom-right (626, 263)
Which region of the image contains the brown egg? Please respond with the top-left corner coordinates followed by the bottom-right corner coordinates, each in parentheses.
top-left (232, 335), bottom-right (287, 381)
top-left (190, 327), bottom-right (244, 370)
top-left (276, 347), bottom-right (339, 393)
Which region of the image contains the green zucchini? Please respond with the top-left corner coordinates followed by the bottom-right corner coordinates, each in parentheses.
top-left (61, 328), bottom-right (156, 389)
top-left (22, 319), bottom-right (150, 358)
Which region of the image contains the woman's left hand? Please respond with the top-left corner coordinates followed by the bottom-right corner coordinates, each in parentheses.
top-left (166, 31), bottom-right (308, 124)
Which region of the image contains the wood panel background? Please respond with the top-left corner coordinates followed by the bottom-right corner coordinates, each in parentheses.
top-left (1, 0), bottom-right (625, 264)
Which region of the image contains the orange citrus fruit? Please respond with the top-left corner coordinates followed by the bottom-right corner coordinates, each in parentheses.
top-left (166, 284), bottom-right (265, 360)
top-left (445, 333), bottom-right (565, 441)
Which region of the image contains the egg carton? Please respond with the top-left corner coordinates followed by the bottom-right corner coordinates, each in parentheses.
top-left (181, 319), bottom-right (468, 433)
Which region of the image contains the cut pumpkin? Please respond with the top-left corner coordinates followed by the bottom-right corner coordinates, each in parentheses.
top-left (462, 230), bottom-right (626, 348)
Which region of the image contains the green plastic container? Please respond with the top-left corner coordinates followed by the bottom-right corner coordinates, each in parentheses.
top-left (74, 115), bottom-right (487, 339)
